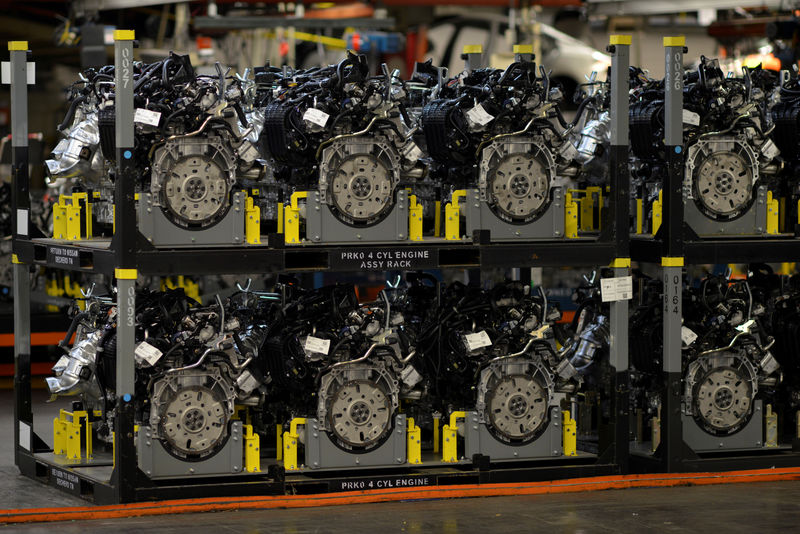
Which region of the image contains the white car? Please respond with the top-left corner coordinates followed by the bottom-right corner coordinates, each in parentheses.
top-left (426, 15), bottom-right (611, 105)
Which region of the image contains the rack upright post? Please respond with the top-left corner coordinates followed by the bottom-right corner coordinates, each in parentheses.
top-left (660, 36), bottom-right (687, 472)
top-left (111, 30), bottom-right (139, 503)
top-left (10, 40), bottom-right (38, 471)
top-left (607, 35), bottom-right (632, 472)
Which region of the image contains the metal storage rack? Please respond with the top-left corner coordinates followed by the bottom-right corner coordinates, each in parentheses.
top-left (629, 37), bottom-right (800, 473)
top-left (10, 34), bottom-right (633, 503)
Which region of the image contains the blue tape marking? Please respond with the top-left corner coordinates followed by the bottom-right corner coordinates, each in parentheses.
top-left (123, 393), bottom-right (131, 402)
top-left (675, 146), bottom-right (682, 154)
top-left (124, 150), bottom-right (132, 159)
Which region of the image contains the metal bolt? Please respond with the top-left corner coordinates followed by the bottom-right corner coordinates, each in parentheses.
top-left (397, 457), bottom-right (402, 463)
top-left (234, 466), bottom-right (239, 470)
top-left (189, 468), bottom-right (195, 473)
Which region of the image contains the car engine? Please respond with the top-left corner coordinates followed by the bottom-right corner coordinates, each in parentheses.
top-left (629, 58), bottom-right (780, 230)
top-left (420, 56), bottom-right (584, 225)
top-left (46, 53), bottom-right (264, 231)
top-left (260, 53), bottom-right (424, 229)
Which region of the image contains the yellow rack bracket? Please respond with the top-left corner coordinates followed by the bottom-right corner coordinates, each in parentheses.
top-left (433, 415), bottom-right (440, 454)
top-left (243, 424), bottom-right (261, 472)
top-left (277, 203), bottom-right (285, 234)
top-left (283, 417), bottom-right (306, 471)
top-left (765, 405), bottom-right (778, 448)
top-left (245, 196), bottom-right (261, 244)
top-left (276, 423), bottom-right (283, 461)
top-left (513, 44), bottom-right (533, 54)
top-left (409, 195), bottom-right (423, 241)
top-left (442, 411), bottom-right (465, 463)
top-left (284, 192), bottom-right (308, 244)
top-left (8, 41), bottom-right (28, 51)
top-left (635, 198), bottom-right (644, 234)
top-left (562, 410), bottom-right (577, 456)
top-left (11, 254), bottom-right (22, 264)
top-left (652, 189), bottom-right (663, 236)
top-left (462, 45), bottom-right (482, 54)
top-left (53, 410), bottom-right (91, 460)
top-left (609, 35), bottom-right (632, 46)
top-left (564, 191), bottom-right (578, 239)
top-left (434, 200), bottom-right (442, 237)
top-left (767, 191), bottom-right (779, 235)
top-left (445, 190), bottom-right (466, 241)
top-left (407, 417), bottom-right (422, 465)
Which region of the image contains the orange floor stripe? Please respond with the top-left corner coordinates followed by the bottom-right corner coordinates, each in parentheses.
top-left (2, 467), bottom-right (800, 524)
top-left (0, 332), bottom-right (71, 348)
top-left (0, 363), bottom-right (55, 376)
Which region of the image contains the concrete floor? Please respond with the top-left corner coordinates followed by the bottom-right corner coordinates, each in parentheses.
top-left (2, 391), bottom-right (800, 532)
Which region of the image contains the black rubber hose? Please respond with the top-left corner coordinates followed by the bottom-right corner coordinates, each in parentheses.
top-left (234, 102), bottom-right (249, 128)
top-left (57, 95), bottom-right (86, 132)
top-left (59, 312), bottom-right (89, 349)
top-left (568, 95), bottom-right (593, 128)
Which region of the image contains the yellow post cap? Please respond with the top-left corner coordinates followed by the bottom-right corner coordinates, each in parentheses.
top-left (463, 45), bottom-right (483, 54)
top-left (513, 44), bottom-right (533, 54)
top-left (609, 35), bottom-right (632, 46)
top-left (610, 258), bottom-right (631, 268)
top-left (114, 30), bottom-right (136, 41)
top-left (661, 257), bottom-right (684, 267)
top-left (663, 36), bottom-right (686, 47)
top-left (8, 41), bottom-right (28, 51)
top-left (115, 268), bottom-right (138, 279)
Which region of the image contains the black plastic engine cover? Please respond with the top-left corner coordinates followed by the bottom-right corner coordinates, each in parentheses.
top-left (629, 99), bottom-right (665, 160)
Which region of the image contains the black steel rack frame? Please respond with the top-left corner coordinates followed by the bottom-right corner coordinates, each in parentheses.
top-left (10, 34), bottom-right (633, 504)
top-left (629, 37), bottom-right (800, 473)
